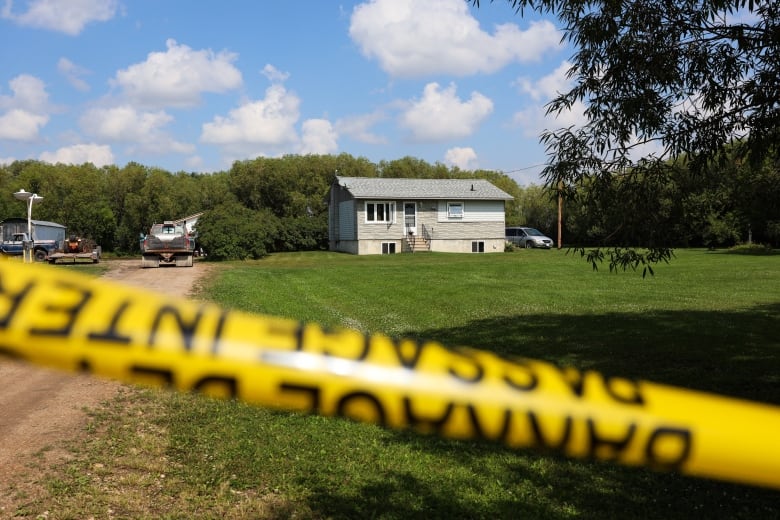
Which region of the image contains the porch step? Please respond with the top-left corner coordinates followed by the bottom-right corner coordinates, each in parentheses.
top-left (404, 236), bottom-right (430, 253)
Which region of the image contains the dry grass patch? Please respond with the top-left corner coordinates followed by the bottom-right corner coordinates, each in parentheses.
top-left (33, 388), bottom-right (300, 519)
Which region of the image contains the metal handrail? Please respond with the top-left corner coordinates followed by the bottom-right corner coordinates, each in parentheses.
top-left (421, 223), bottom-right (432, 242)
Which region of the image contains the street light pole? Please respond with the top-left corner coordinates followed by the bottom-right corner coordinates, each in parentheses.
top-left (13, 189), bottom-right (44, 263)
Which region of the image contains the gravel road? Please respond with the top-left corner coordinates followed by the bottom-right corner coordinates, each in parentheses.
top-left (0, 259), bottom-right (214, 517)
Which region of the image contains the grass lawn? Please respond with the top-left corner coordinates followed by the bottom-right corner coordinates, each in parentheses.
top-left (43, 249), bottom-right (780, 519)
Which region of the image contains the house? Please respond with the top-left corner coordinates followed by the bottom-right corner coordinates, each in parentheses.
top-left (328, 176), bottom-right (513, 255)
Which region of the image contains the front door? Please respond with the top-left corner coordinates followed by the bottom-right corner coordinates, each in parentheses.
top-left (404, 202), bottom-right (417, 236)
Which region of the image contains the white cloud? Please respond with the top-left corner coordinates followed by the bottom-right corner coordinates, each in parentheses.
top-left (513, 101), bottom-right (587, 139)
top-left (80, 105), bottom-right (194, 154)
top-left (513, 61), bottom-right (587, 137)
top-left (515, 61), bottom-right (572, 102)
top-left (39, 143), bottom-right (114, 166)
top-left (513, 60), bottom-right (665, 161)
top-left (112, 39), bottom-right (242, 109)
top-left (58, 57), bottom-right (90, 92)
top-left (81, 105), bottom-right (172, 141)
top-left (0, 74), bottom-right (49, 111)
top-left (444, 147), bottom-right (478, 170)
top-left (0, 109), bottom-right (49, 140)
top-left (336, 111), bottom-right (387, 144)
top-left (200, 85), bottom-right (341, 161)
top-left (400, 82), bottom-right (493, 141)
top-left (0, 156), bottom-right (15, 165)
top-left (129, 138), bottom-right (194, 155)
top-left (349, 0), bottom-right (561, 78)
top-left (200, 84), bottom-right (300, 149)
top-left (300, 119), bottom-right (338, 155)
top-left (0, 75), bottom-right (50, 140)
top-left (261, 64), bottom-right (290, 83)
top-left (1, 0), bottom-right (118, 35)
top-left (185, 155), bottom-right (204, 171)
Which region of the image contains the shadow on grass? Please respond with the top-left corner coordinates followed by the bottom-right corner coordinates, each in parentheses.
top-left (300, 302), bottom-right (780, 519)
top-left (302, 430), bottom-right (780, 520)
top-left (414, 301), bottom-right (780, 404)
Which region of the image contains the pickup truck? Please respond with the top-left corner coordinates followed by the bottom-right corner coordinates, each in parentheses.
top-left (141, 221), bottom-right (195, 268)
top-left (0, 232), bottom-right (58, 262)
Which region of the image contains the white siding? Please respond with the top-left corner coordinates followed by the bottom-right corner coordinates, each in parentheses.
top-left (427, 221), bottom-right (506, 240)
top-left (355, 200), bottom-right (405, 239)
top-left (437, 200), bottom-right (504, 222)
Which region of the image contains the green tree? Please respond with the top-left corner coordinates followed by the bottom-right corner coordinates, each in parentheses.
top-left (10, 161), bottom-right (57, 223)
top-left (0, 162), bottom-right (24, 219)
top-left (226, 154), bottom-right (369, 252)
top-left (106, 162), bottom-right (150, 253)
top-left (378, 156), bottom-right (437, 178)
top-left (729, 158), bottom-right (780, 245)
top-left (476, 0), bottom-right (779, 270)
top-left (196, 202), bottom-right (279, 260)
top-left (515, 184), bottom-right (558, 234)
top-left (37, 163), bottom-right (115, 247)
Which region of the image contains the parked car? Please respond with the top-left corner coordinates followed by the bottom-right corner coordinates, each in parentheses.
top-left (505, 227), bottom-right (554, 249)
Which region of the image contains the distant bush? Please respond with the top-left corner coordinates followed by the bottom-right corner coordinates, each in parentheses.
top-left (196, 203), bottom-right (279, 260)
top-left (727, 243), bottom-right (774, 255)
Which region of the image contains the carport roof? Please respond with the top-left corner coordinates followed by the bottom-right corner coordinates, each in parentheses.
top-left (335, 176), bottom-right (513, 200)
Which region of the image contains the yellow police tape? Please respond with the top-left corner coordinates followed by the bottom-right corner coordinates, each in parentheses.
top-left (0, 260), bottom-right (778, 490)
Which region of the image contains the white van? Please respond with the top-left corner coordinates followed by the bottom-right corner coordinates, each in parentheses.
top-left (505, 227), bottom-right (554, 248)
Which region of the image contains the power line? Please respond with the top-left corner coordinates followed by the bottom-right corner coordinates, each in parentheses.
top-left (500, 163), bottom-right (547, 174)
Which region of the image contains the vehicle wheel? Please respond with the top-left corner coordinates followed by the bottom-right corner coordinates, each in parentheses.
top-left (525, 241), bottom-right (533, 249)
top-left (34, 249), bottom-right (47, 262)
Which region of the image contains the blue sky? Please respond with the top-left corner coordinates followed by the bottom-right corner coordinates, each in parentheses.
top-left (0, 0), bottom-right (583, 185)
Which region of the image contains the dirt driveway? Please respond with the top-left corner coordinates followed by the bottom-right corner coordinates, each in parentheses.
top-left (0, 259), bottom-right (215, 517)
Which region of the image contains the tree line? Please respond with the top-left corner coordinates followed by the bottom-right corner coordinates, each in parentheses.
top-left (0, 150), bottom-right (777, 260)
top-left (472, 0), bottom-right (779, 270)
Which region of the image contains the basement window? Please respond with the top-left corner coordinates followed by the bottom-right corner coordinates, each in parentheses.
top-left (471, 241), bottom-right (485, 253)
top-left (382, 242), bottom-right (396, 254)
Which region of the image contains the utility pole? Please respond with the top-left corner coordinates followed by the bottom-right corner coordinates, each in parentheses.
top-left (557, 181), bottom-right (563, 249)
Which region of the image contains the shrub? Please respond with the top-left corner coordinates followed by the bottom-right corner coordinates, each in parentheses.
top-left (196, 203), bottom-right (279, 260)
top-left (727, 243), bottom-right (774, 255)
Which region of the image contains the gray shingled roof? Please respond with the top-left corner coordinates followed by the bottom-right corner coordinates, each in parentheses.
top-left (336, 176), bottom-right (513, 200)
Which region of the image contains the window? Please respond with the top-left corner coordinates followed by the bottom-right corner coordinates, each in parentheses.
top-left (447, 202), bottom-right (464, 219)
top-left (471, 241), bottom-right (485, 253)
top-left (381, 242), bottom-right (396, 254)
top-left (366, 201), bottom-right (395, 223)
